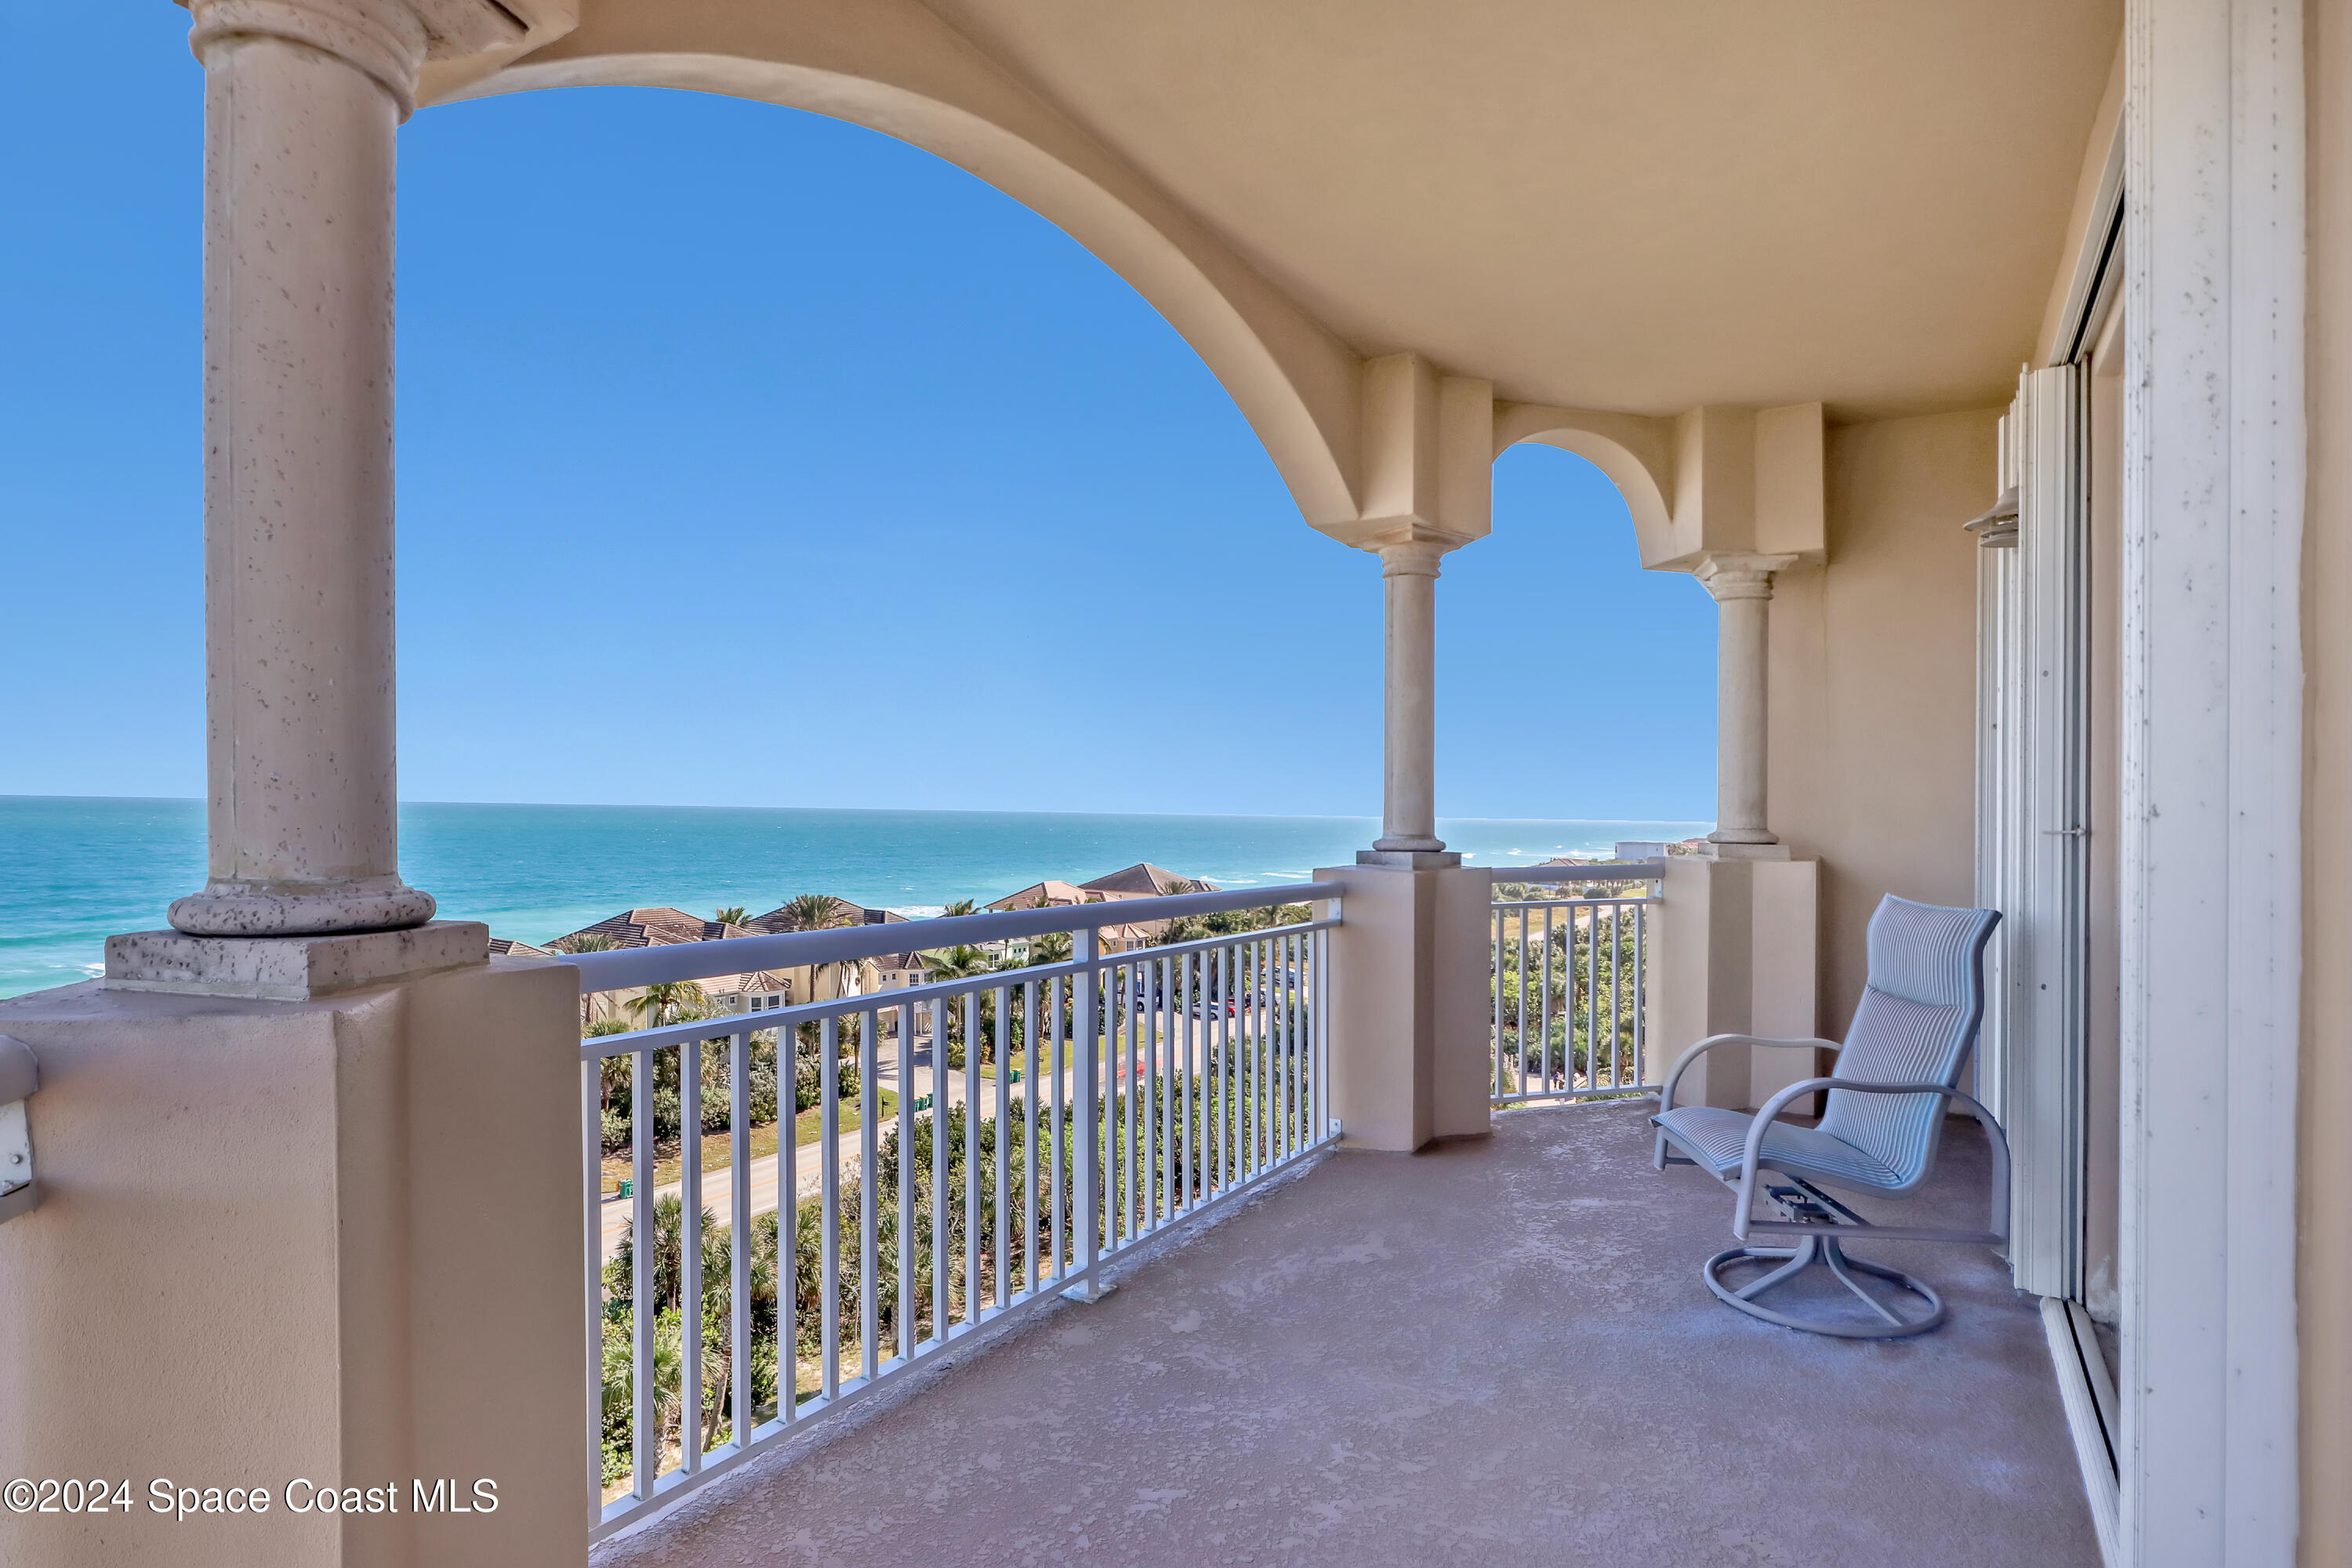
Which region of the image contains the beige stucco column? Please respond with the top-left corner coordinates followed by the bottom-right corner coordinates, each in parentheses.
top-left (1323, 532), bottom-right (1487, 1150)
top-left (167, 0), bottom-right (441, 938)
top-left (0, 8), bottom-right (585, 1563)
top-left (1693, 552), bottom-right (1798, 851)
top-left (1372, 539), bottom-right (1448, 854)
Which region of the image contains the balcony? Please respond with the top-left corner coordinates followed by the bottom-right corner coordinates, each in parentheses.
top-left (590, 1098), bottom-right (2094, 1567)
top-left (559, 872), bottom-right (2094, 1565)
top-left (12, 3), bottom-right (2325, 1563)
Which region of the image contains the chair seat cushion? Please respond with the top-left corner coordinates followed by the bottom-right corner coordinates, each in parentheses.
top-left (1653, 1105), bottom-right (1907, 1192)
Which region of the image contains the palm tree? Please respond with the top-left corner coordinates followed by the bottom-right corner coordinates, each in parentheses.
top-left (713, 906), bottom-right (748, 928)
top-left (920, 945), bottom-right (996, 1065)
top-left (942, 898), bottom-right (977, 918)
top-left (553, 930), bottom-right (616, 1026)
top-left (778, 892), bottom-right (840, 931)
top-left (778, 892), bottom-right (860, 1002)
top-left (1153, 914), bottom-right (1207, 947)
top-left (626, 979), bottom-right (709, 1029)
top-left (921, 944), bottom-right (993, 984)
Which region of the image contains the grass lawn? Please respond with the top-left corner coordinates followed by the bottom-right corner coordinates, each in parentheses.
top-left (600, 1089), bottom-right (901, 1196)
top-left (793, 1088), bottom-right (898, 1150)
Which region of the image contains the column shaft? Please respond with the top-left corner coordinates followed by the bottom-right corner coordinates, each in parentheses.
top-left (1695, 554), bottom-right (1794, 849)
top-left (1374, 543), bottom-right (1445, 852)
top-left (1714, 593), bottom-right (1771, 841)
top-left (171, 18), bottom-right (433, 936)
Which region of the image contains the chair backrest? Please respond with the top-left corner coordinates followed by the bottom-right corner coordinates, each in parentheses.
top-left (1816, 895), bottom-right (2001, 1190)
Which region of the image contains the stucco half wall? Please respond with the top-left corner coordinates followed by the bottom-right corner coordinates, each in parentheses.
top-left (1768, 408), bottom-right (1997, 1037)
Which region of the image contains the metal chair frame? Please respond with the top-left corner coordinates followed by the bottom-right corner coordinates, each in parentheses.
top-left (1649, 898), bottom-right (2009, 1339)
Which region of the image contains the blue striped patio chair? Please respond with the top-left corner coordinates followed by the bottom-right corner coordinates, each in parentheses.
top-left (1650, 895), bottom-right (2009, 1338)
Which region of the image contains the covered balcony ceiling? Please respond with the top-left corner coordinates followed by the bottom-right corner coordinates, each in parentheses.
top-left (520, 1), bottom-right (2120, 423)
top-left (924, 0), bottom-right (2121, 419)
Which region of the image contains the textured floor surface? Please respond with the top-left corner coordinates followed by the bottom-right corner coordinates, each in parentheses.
top-left (597, 1102), bottom-right (2099, 1567)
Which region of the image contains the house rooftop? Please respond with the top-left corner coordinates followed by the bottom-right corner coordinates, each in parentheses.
top-left (744, 898), bottom-right (903, 935)
top-left (1078, 862), bottom-right (1218, 898)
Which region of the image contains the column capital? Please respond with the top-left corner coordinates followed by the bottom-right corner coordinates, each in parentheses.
top-left (188, 0), bottom-right (523, 118)
top-left (1692, 551), bottom-right (1801, 602)
top-left (1376, 538), bottom-right (1450, 579)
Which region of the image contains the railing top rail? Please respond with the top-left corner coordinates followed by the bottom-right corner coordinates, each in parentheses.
top-left (1491, 895), bottom-right (1653, 908)
top-left (1488, 859), bottom-right (1668, 883)
top-left (578, 914), bottom-right (1341, 1058)
top-left (555, 879), bottom-right (1343, 992)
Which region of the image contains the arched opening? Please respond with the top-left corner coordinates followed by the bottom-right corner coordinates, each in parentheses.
top-left (1436, 442), bottom-right (1715, 848)
top-left (455, 42), bottom-right (1361, 529)
top-left (391, 84), bottom-right (1396, 931)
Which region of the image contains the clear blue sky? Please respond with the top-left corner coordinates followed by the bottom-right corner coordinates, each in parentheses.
top-left (0, 7), bottom-right (1719, 822)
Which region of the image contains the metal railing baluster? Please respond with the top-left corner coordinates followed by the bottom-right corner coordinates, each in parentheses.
top-left (931, 996), bottom-right (949, 1347)
top-left (994, 982), bottom-right (1011, 1311)
top-left (1492, 907), bottom-right (1505, 1098)
top-left (681, 1041), bottom-right (702, 1472)
top-left (1074, 929), bottom-right (1102, 1290)
top-left (1120, 959), bottom-right (1136, 1244)
top-left (630, 1045), bottom-right (654, 1499)
top-left (778, 1025), bottom-right (796, 1424)
top-left (858, 1009), bottom-right (879, 1386)
top-left (1022, 979), bottom-right (1038, 1291)
top-left (1050, 973), bottom-right (1066, 1283)
top-left (821, 1015), bottom-right (841, 1403)
top-left (1178, 949), bottom-right (1196, 1212)
top-left (580, 1061), bottom-right (601, 1525)
top-left (1143, 956), bottom-right (1160, 1230)
top-left (728, 1029), bottom-right (750, 1445)
top-left (962, 989), bottom-right (978, 1327)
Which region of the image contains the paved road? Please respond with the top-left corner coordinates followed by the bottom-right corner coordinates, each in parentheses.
top-left (595, 1025), bottom-right (1223, 1263)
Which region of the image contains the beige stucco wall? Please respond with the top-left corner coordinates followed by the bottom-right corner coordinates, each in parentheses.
top-left (2304, 0), bottom-right (2352, 1558)
top-left (0, 959), bottom-right (585, 1568)
top-left (1768, 408), bottom-right (1996, 1038)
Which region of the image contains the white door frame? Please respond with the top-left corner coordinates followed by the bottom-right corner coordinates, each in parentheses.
top-left (2121, 0), bottom-right (2304, 1561)
top-left (2015, 362), bottom-right (2093, 1303)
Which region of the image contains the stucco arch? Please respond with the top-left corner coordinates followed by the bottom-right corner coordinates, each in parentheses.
top-left (443, 0), bottom-right (1363, 529)
top-left (1490, 401), bottom-right (1678, 568)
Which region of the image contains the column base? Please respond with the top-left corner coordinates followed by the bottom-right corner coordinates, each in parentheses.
top-left (1356, 848), bottom-right (1464, 869)
top-left (168, 877), bottom-right (437, 938)
top-left (1652, 856), bottom-right (1820, 1110)
top-left (106, 921), bottom-right (489, 1001)
top-left (1317, 862), bottom-right (1490, 1150)
top-left (1702, 840), bottom-right (1792, 861)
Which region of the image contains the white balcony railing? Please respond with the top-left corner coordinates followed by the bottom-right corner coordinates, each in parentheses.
top-left (1490, 863), bottom-right (1662, 1106)
top-left (559, 881), bottom-right (1341, 1541)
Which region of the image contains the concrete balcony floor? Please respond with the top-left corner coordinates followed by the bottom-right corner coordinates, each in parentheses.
top-left (597, 1101), bottom-right (2099, 1567)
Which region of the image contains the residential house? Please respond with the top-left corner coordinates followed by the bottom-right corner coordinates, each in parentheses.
top-left (731, 896), bottom-right (907, 1011)
top-left (548, 908), bottom-right (784, 1025)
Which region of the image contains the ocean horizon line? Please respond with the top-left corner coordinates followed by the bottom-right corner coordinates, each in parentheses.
top-left (0, 791), bottom-right (1712, 828)
top-left (0, 797), bottom-right (1714, 998)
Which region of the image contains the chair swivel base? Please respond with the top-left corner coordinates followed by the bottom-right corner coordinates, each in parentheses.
top-left (1704, 1232), bottom-right (1947, 1339)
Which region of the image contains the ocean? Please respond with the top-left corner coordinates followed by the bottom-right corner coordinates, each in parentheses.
top-left (0, 796), bottom-right (1708, 998)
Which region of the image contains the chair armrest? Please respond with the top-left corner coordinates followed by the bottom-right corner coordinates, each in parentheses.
top-left (1656, 1033), bottom-right (1842, 1113)
top-left (1729, 1078), bottom-right (2009, 1244)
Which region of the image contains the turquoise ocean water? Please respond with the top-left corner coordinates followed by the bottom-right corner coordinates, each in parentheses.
top-left (0, 796), bottom-right (1708, 998)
